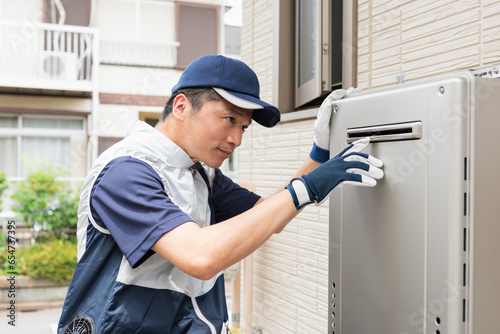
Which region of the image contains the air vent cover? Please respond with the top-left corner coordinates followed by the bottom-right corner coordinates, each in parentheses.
top-left (61, 314), bottom-right (95, 334)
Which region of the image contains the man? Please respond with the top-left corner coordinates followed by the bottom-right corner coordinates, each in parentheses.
top-left (58, 55), bottom-right (383, 333)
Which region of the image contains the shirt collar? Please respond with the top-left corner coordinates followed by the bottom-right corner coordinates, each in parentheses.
top-left (126, 120), bottom-right (195, 169)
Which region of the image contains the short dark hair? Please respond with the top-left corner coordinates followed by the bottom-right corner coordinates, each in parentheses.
top-left (159, 88), bottom-right (221, 122)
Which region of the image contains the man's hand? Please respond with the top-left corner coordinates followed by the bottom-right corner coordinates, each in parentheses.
top-left (288, 137), bottom-right (383, 210)
top-left (310, 88), bottom-right (363, 163)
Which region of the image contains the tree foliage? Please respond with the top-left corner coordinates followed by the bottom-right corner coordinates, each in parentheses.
top-left (0, 170), bottom-right (8, 210)
top-left (11, 166), bottom-right (79, 239)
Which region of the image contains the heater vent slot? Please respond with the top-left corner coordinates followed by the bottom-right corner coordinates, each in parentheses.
top-left (346, 121), bottom-right (422, 143)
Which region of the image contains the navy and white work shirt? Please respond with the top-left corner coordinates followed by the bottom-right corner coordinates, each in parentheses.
top-left (58, 121), bottom-right (260, 334)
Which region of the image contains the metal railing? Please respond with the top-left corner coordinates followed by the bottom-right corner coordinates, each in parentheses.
top-left (100, 37), bottom-right (179, 68)
top-left (0, 20), bottom-right (98, 88)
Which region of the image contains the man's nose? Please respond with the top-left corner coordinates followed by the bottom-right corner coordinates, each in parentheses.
top-left (227, 128), bottom-right (243, 147)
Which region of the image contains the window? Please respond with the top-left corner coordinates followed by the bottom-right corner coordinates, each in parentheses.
top-left (139, 111), bottom-right (161, 128)
top-left (222, 1), bottom-right (242, 57)
top-left (176, 2), bottom-right (219, 69)
top-left (273, 0), bottom-right (350, 112)
top-left (225, 25), bottom-right (241, 57)
top-left (44, 0), bottom-right (91, 26)
top-left (98, 137), bottom-right (121, 156)
top-left (295, 0), bottom-right (343, 108)
top-left (0, 114), bottom-right (86, 177)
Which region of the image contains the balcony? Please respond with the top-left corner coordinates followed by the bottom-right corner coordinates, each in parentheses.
top-left (0, 20), bottom-right (98, 96)
top-left (100, 37), bottom-right (179, 68)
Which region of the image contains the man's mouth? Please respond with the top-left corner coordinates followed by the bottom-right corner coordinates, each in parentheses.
top-left (218, 148), bottom-right (233, 159)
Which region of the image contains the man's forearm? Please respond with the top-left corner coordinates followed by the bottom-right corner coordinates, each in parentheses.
top-left (266, 157), bottom-right (322, 198)
top-left (152, 189), bottom-right (298, 280)
top-left (292, 157), bottom-right (322, 179)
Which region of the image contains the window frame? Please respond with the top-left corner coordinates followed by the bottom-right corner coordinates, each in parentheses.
top-left (272, 0), bottom-right (358, 113)
top-left (0, 113), bottom-right (87, 177)
top-left (295, 0), bottom-right (323, 108)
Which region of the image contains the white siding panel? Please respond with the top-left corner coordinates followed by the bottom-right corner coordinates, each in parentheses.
top-left (372, 46), bottom-right (400, 68)
top-left (359, 0), bottom-right (500, 89)
top-left (372, 64), bottom-right (402, 87)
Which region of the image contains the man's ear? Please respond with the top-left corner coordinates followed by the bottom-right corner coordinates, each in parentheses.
top-left (172, 94), bottom-right (191, 122)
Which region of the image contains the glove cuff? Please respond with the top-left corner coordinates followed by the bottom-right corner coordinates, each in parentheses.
top-left (310, 143), bottom-right (330, 163)
top-left (286, 178), bottom-right (313, 210)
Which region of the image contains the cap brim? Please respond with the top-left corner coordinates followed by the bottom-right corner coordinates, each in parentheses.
top-left (213, 87), bottom-right (263, 110)
top-left (213, 88), bottom-right (281, 127)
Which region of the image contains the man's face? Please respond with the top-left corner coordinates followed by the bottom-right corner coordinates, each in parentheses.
top-left (183, 98), bottom-right (253, 168)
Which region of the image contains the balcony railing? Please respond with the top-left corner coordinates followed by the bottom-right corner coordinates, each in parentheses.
top-left (100, 37), bottom-right (179, 68)
top-left (0, 20), bottom-right (98, 92)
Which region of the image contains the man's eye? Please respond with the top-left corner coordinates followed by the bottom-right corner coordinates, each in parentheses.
top-left (225, 117), bottom-right (235, 123)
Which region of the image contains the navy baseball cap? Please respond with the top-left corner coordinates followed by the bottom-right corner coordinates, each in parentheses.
top-left (171, 55), bottom-right (280, 127)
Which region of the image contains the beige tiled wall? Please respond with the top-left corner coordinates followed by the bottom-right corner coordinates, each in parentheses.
top-left (239, 1), bottom-right (500, 333)
top-left (240, 0), bottom-right (329, 325)
top-left (358, 0), bottom-right (500, 89)
top-left (238, 118), bottom-right (329, 333)
top-left (240, 6), bottom-right (327, 333)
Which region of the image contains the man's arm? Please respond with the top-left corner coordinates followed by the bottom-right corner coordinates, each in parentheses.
top-left (269, 156), bottom-right (322, 197)
top-left (152, 188), bottom-right (297, 280)
top-left (153, 138), bottom-right (383, 280)
top-left (294, 157), bottom-right (322, 178)
top-left (152, 157), bottom-right (322, 281)
top-left (153, 88), bottom-right (374, 281)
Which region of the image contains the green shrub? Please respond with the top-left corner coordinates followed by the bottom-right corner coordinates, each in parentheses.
top-left (0, 236), bottom-right (28, 276)
top-left (22, 239), bottom-right (77, 283)
top-left (11, 167), bottom-right (63, 227)
top-left (46, 188), bottom-right (79, 237)
top-left (11, 166), bottom-right (79, 239)
top-left (0, 235), bottom-right (8, 274)
top-left (0, 170), bottom-right (8, 210)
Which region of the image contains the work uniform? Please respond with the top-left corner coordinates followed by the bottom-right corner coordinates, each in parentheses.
top-left (58, 121), bottom-right (260, 334)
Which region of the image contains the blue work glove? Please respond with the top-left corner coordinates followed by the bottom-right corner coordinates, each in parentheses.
top-left (310, 87), bottom-right (363, 163)
top-left (288, 137), bottom-right (383, 210)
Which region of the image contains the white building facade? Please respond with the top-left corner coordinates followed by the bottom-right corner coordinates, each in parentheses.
top-left (0, 0), bottom-right (240, 209)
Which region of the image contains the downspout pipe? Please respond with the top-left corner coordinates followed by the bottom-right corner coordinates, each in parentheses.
top-left (242, 254), bottom-right (253, 334)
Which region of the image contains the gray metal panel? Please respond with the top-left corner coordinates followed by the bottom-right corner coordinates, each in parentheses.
top-left (328, 73), bottom-right (474, 333)
top-left (468, 77), bottom-right (500, 333)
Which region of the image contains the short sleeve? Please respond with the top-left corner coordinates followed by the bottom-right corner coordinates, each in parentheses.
top-left (211, 169), bottom-right (261, 223)
top-left (90, 156), bottom-right (192, 268)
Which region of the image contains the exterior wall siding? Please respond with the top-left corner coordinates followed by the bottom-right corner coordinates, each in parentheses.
top-left (358, 0), bottom-right (500, 89)
top-left (240, 0), bottom-right (500, 333)
top-left (241, 3), bottom-right (328, 333)
top-left (238, 118), bottom-right (329, 334)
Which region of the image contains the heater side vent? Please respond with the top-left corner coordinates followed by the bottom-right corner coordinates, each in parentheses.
top-left (330, 281), bottom-right (337, 334)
